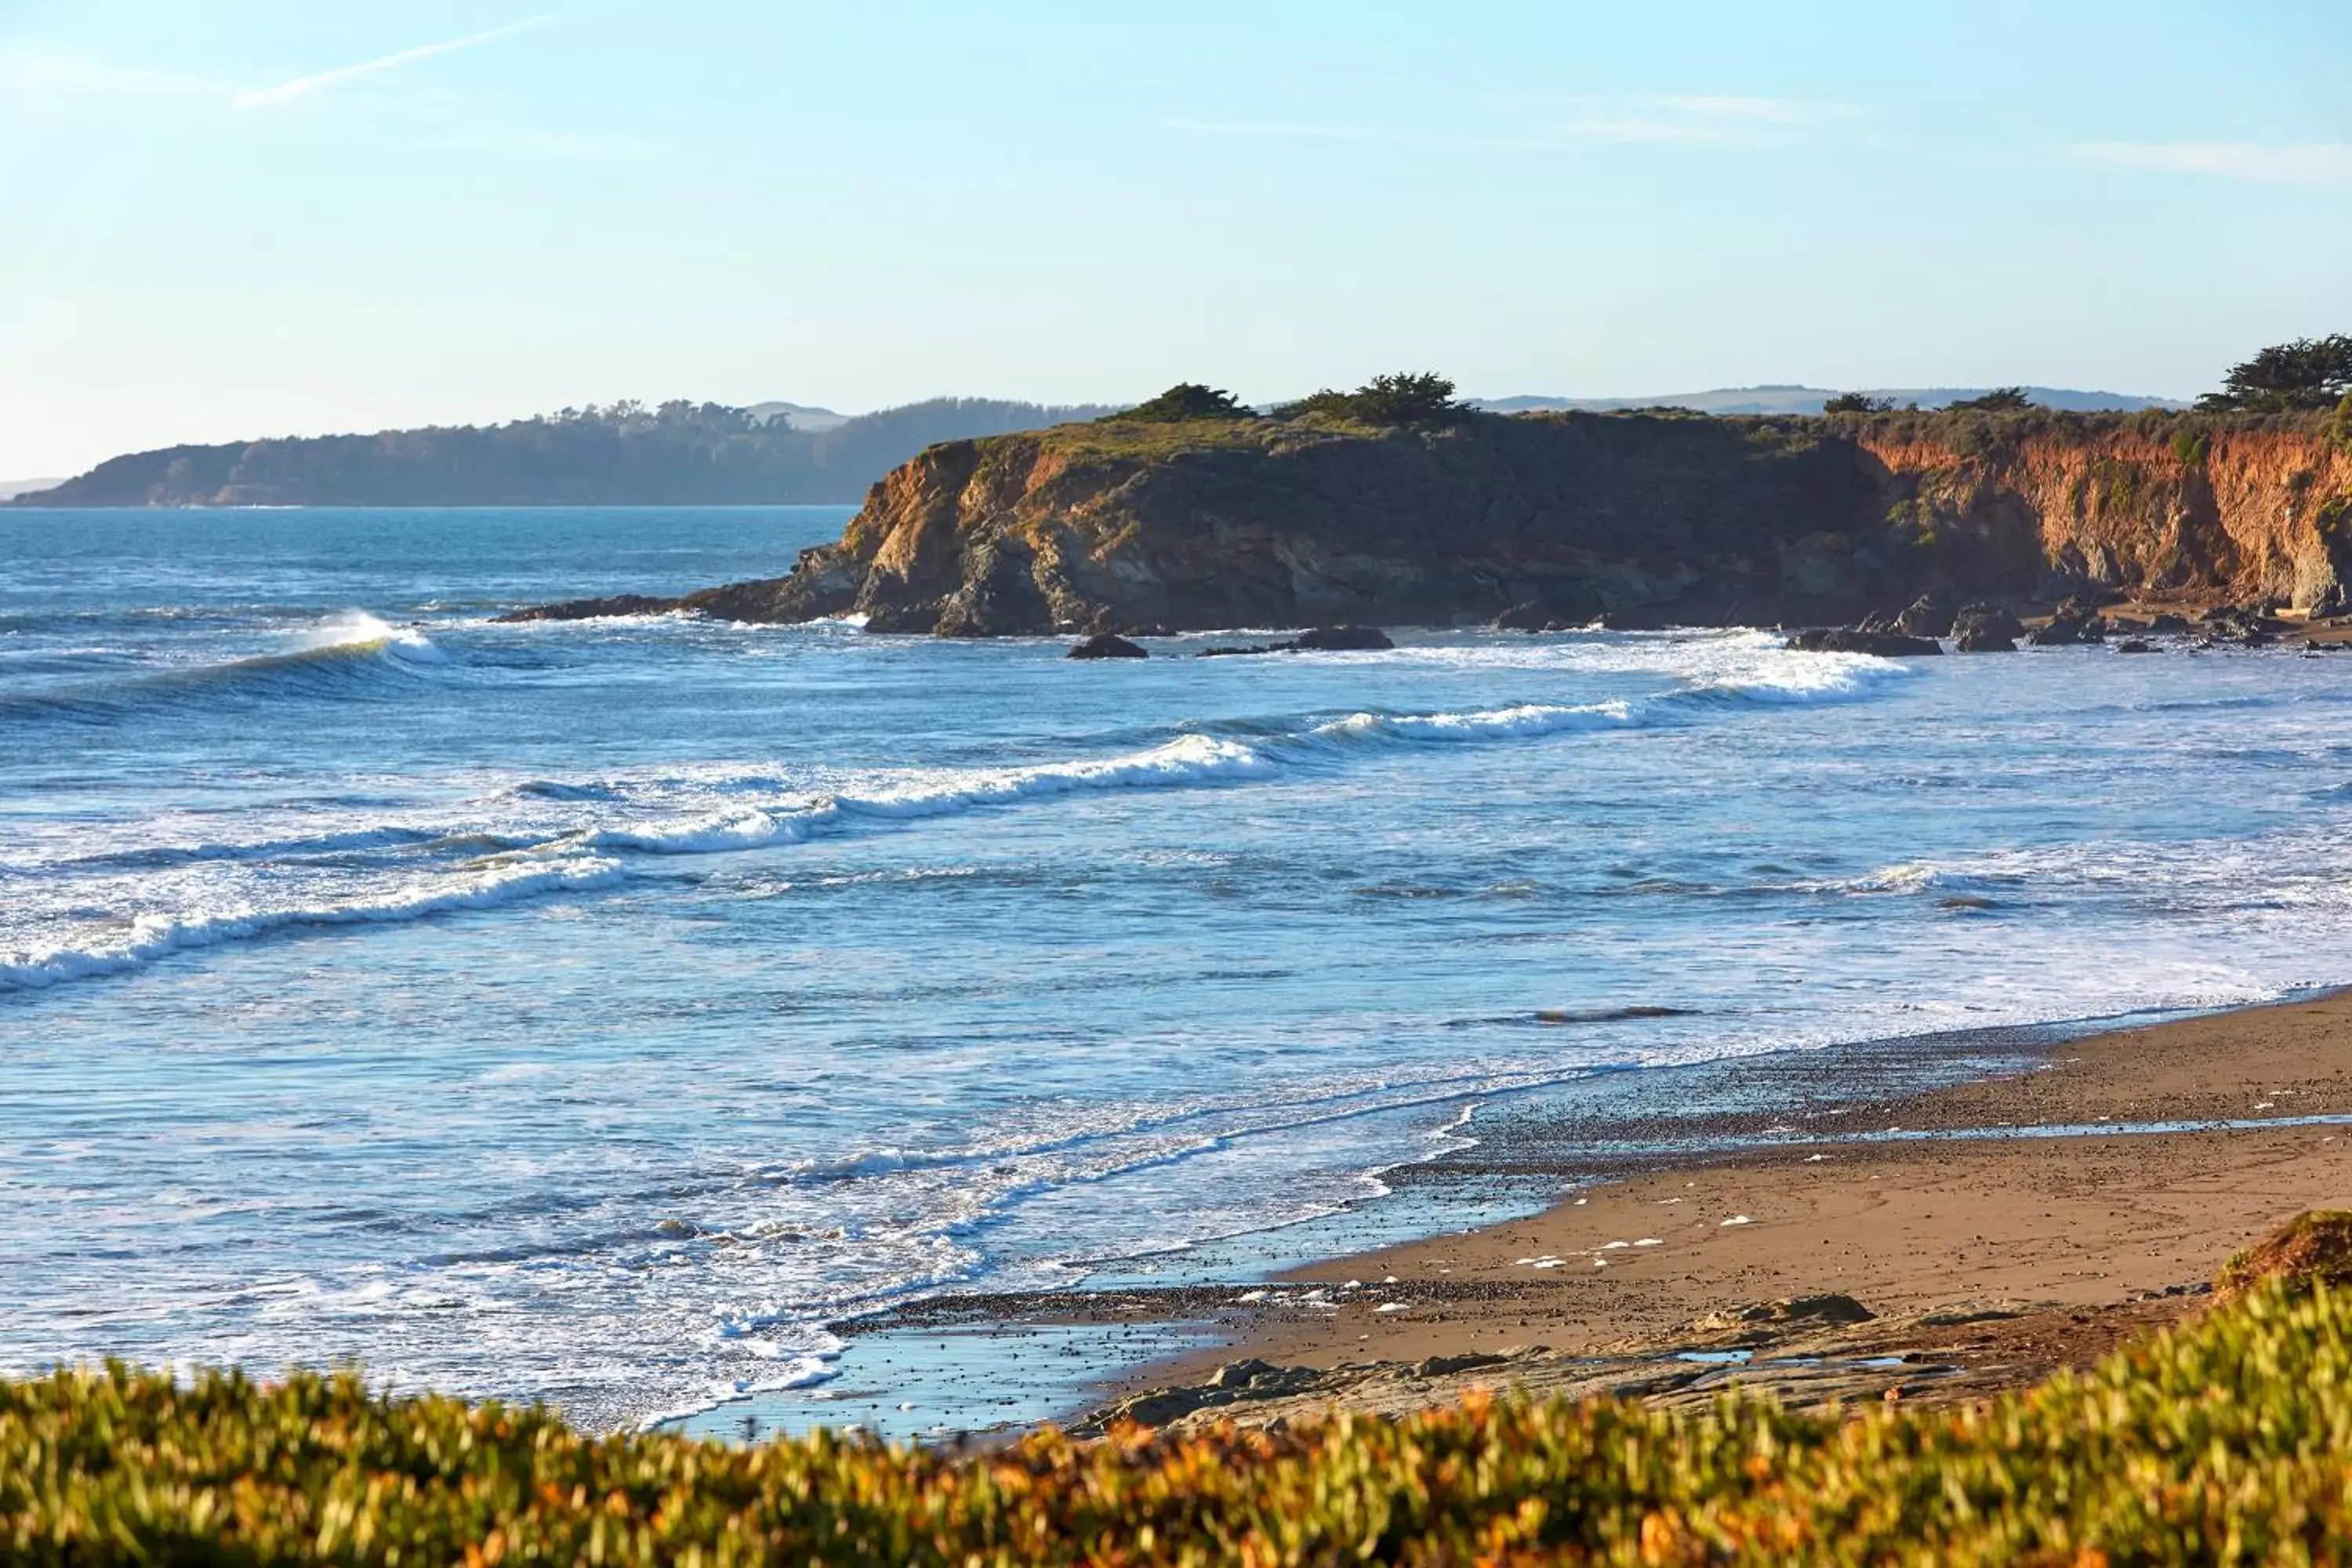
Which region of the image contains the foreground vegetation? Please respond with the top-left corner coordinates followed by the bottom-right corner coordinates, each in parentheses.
top-left (11, 1268), bottom-right (2352, 1565)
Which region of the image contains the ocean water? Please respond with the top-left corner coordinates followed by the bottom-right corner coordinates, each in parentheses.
top-left (5, 505), bottom-right (2352, 1430)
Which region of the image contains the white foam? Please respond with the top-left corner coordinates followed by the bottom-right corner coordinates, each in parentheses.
top-left (579, 735), bottom-right (1274, 855)
top-left (1314, 700), bottom-right (1639, 742)
top-left (292, 610), bottom-right (444, 665)
top-left (0, 855), bottom-right (624, 990)
top-left (1689, 649), bottom-right (1911, 704)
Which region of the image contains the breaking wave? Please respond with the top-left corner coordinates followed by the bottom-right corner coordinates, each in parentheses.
top-left (2, 646), bottom-right (1916, 990)
top-left (1, 856), bottom-right (626, 990)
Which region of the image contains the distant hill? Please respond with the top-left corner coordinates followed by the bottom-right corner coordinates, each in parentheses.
top-left (1475, 385), bottom-right (2187, 416)
top-left (0, 477), bottom-right (64, 502)
top-left (742, 401), bottom-right (850, 433)
top-left (16, 398), bottom-right (1119, 508)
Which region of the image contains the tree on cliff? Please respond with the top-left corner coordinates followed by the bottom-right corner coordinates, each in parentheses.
top-left (1280, 372), bottom-right (1471, 426)
top-left (2199, 335), bottom-right (2352, 412)
top-left (1946, 387), bottom-right (2034, 412)
top-left (1115, 384), bottom-right (1257, 423)
top-left (1822, 392), bottom-right (1896, 414)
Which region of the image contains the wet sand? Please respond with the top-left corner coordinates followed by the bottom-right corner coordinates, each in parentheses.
top-left (1050, 991), bottom-right (2352, 1428)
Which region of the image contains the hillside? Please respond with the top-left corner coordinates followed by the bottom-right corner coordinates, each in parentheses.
top-left (12, 397), bottom-right (1118, 508)
top-left (619, 404), bottom-right (2350, 634)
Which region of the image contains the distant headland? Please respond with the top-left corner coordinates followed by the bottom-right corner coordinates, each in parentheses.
top-left (502, 347), bottom-right (2352, 638)
top-left (10, 398), bottom-right (1119, 509)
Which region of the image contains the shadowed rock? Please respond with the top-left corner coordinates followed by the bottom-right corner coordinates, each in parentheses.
top-left (1281, 625), bottom-right (1394, 652)
top-left (1067, 633), bottom-right (1148, 659)
top-left (1785, 628), bottom-right (1943, 656)
top-left (492, 593), bottom-right (681, 623)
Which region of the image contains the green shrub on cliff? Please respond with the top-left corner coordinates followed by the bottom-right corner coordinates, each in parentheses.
top-left (1946, 386), bottom-right (2035, 412)
top-left (14, 1277), bottom-right (2352, 1563)
top-left (1279, 371), bottom-right (1472, 426)
top-left (1822, 391), bottom-right (1896, 414)
top-left (1111, 384), bottom-right (1258, 423)
top-left (2328, 393), bottom-right (2352, 455)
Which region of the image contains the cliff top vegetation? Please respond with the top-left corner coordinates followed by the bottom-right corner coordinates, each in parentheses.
top-left (9, 1265), bottom-right (2352, 1563)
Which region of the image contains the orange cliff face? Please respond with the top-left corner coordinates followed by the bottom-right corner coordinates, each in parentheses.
top-left (656, 413), bottom-right (2352, 636)
top-left (1859, 424), bottom-right (2352, 611)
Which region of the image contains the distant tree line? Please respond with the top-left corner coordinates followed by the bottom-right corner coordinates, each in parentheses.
top-left (20, 397), bottom-right (1120, 507)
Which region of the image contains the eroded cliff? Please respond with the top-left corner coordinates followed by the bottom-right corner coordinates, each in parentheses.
top-left (632, 409), bottom-right (2352, 633)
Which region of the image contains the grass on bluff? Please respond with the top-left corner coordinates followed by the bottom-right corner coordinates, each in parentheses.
top-left (13, 1217), bottom-right (2352, 1564)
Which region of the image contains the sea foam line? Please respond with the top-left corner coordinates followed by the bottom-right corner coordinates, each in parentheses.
top-left (2, 667), bottom-right (1901, 988)
top-left (0, 856), bottom-right (625, 990)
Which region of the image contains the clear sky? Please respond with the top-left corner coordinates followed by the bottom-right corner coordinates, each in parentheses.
top-left (2, 0), bottom-right (2347, 476)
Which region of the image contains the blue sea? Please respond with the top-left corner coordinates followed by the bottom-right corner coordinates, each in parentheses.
top-left (5, 506), bottom-right (2350, 1431)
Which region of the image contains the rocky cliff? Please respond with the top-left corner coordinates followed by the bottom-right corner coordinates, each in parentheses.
top-left (539, 408), bottom-right (2352, 633)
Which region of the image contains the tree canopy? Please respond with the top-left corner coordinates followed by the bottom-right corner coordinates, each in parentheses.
top-left (2199, 335), bottom-right (2352, 412)
top-left (1279, 372), bottom-right (1472, 426)
top-left (1946, 387), bottom-right (2035, 412)
top-left (1821, 392), bottom-right (1896, 414)
top-left (1113, 384), bottom-right (1257, 423)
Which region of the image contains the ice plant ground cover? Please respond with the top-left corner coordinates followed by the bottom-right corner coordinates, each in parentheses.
top-left (7, 1273), bottom-right (2352, 1565)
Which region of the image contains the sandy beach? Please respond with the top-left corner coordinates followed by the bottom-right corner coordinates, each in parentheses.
top-left (1018, 992), bottom-right (2352, 1429)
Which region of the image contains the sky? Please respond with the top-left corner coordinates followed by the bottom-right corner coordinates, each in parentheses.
top-left (2, 1), bottom-right (2347, 477)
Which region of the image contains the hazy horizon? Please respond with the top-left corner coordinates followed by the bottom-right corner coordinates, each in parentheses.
top-left (4, 1), bottom-right (2346, 475)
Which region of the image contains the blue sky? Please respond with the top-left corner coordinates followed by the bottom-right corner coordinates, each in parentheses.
top-left (2, 1), bottom-right (2347, 475)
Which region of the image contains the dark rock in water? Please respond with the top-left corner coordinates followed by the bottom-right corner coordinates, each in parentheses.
top-left (1955, 626), bottom-right (2016, 652)
top-left (1491, 601), bottom-right (1552, 633)
top-left (492, 593), bottom-right (680, 623)
top-left (1067, 633), bottom-right (1148, 659)
top-left (2146, 612), bottom-right (2192, 633)
top-left (1198, 644), bottom-right (1277, 658)
top-left (1279, 624), bottom-right (1395, 652)
top-left (1784, 627), bottom-right (1943, 656)
top-left (2115, 639), bottom-right (2157, 654)
top-left (1597, 608), bottom-right (1669, 632)
top-left (1894, 593), bottom-right (1956, 638)
top-left (2027, 608), bottom-right (2106, 646)
top-left (1854, 607), bottom-right (1904, 635)
top-left (1954, 604), bottom-right (2024, 641)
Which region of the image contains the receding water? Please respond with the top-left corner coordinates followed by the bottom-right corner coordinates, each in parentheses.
top-left (5, 506), bottom-right (2350, 1429)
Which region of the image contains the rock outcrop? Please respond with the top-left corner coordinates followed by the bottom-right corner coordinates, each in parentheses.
top-left (492, 593), bottom-right (678, 623)
top-left (1784, 628), bottom-right (1944, 656)
top-left (1066, 633), bottom-right (1147, 659)
top-left (514, 408), bottom-right (2352, 636)
top-left (1951, 604), bottom-right (2023, 652)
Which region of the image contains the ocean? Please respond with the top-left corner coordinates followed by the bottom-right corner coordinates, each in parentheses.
top-left (4, 505), bottom-right (2349, 1433)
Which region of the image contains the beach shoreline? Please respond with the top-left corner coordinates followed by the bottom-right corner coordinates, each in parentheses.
top-left (838, 989), bottom-right (2352, 1436)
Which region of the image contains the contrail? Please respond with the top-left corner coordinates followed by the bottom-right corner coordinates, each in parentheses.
top-left (234, 15), bottom-right (553, 109)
